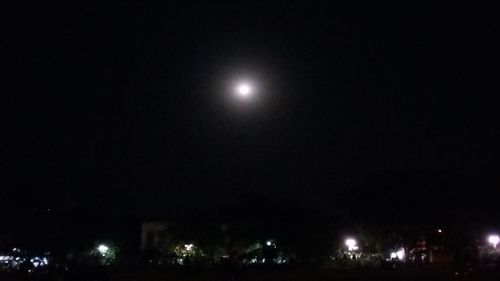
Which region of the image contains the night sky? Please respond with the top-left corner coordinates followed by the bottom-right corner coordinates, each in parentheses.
top-left (1, 2), bottom-right (499, 219)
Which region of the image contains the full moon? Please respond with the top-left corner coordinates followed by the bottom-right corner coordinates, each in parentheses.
top-left (236, 83), bottom-right (252, 98)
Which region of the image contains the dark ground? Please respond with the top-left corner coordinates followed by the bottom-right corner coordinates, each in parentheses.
top-left (3, 265), bottom-right (496, 281)
top-left (110, 267), bottom-right (497, 281)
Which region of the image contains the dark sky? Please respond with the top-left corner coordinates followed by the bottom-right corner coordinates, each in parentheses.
top-left (1, 2), bottom-right (499, 217)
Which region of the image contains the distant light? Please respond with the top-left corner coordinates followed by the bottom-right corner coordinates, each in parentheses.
top-left (0, 256), bottom-right (13, 261)
top-left (238, 84), bottom-right (251, 95)
top-left (266, 241), bottom-right (272, 246)
top-left (437, 229), bottom-right (443, 233)
top-left (389, 248), bottom-right (405, 260)
top-left (396, 249), bottom-right (405, 260)
top-left (345, 238), bottom-right (358, 251)
top-left (184, 244), bottom-right (194, 251)
top-left (30, 257), bottom-right (43, 268)
top-left (488, 235), bottom-right (500, 248)
top-left (98, 244), bottom-right (109, 255)
top-left (235, 83), bottom-right (253, 99)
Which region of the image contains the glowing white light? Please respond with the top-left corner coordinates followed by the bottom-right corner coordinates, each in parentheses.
top-left (0, 256), bottom-right (12, 261)
top-left (184, 244), bottom-right (194, 251)
top-left (396, 249), bottom-right (405, 260)
top-left (488, 235), bottom-right (500, 248)
top-left (345, 238), bottom-right (358, 251)
top-left (234, 82), bottom-right (254, 99)
top-left (238, 84), bottom-right (251, 95)
top-left (389, 248), bottom-right (405, 260)
top-left (31, 257), bottom-right (43, 267)
top-left (437, 229), bottom-right (443, 233)
top-left (98, 244), bottom-right (109, 255)
top-left (266, 241), bottom-right (272, 246)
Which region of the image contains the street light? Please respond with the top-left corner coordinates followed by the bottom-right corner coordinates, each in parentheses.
top-left (396, 248), bottom-right (405, 260)
top-left (389, 248), bottom-right (405, 261)
top-left (234, 82), bottom-right (254, 101)
top-left (345, 238), bottom-right (358, 251)
top-left (98, 244), bottom-right (109, 256)
top-left (488, 235), bottom-right (500, 248)
top-left (184, 244), bottom-right (194, 251)
top-left (237, 84), bottom-right (251, 97)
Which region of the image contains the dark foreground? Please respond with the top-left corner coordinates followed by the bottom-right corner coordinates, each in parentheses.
top-left (113, 267), bottom-right (497, 281)
top-left (1, 265), bottom-right (499, 281)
